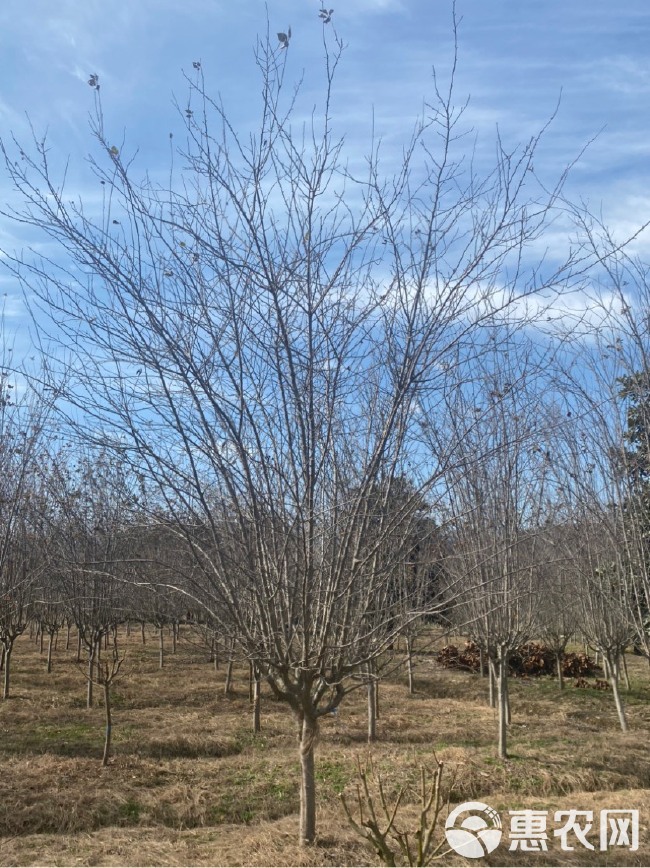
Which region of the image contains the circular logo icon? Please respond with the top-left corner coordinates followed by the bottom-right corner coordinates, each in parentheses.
top-left (445, 801), bottom-right (503, 858)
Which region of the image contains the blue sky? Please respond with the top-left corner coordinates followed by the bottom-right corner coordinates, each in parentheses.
top-left (1, 0), bottom-right (650, 344)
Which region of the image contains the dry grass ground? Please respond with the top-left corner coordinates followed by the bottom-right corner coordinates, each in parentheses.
top-left (0, 628), bottom-right (648, 867)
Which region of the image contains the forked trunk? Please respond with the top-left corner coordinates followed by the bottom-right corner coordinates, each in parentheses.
top-left (298, 713), bottom-right (318, 846)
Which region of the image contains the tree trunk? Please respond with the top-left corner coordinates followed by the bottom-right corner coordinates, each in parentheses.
top-left (0, 643), bottom-right (5, 672)
top-left (172, 622), bottom-right (177, 654)
top-left (211, 637), bottom-right (219, 671)
top-left (102, 678), bottom-right (112, 766)
top-left (252, 667), bottom-right (261, 734)
top-left (479, 646), bottom-right (486, 678)
top-left (39, 626), bottom-right (44, 655)
top-left (367, 674), bottom-right (377, 743)
top-left (76, 629), bottom-right (82, 663)
top-left (497, 653), bottom-right (508, 759)
top-left (224, 640), bottom-right (234, 695)
top-left (248, 660), bottom-right (254, 703)
top-left (621, 652), bottom-right (630, 690)
top-left (488, 657), bottom-right (497, 708)
top-left (141, 621), bottom-right (146, 644)
top-left (406, 635), bottom-right (414, 694)
top-left (555, 651), bottom-right (564, 690)
top-left (47, 630), bottom-right (54, 673)
top-left (3, 644), bottom-right (12, 700)
top-left (87, 644), bottom-right (96, 708)
top-left (65, 622), bottom-right (71, 651)
top-left (298, 714), bottom-right (318, 846)
top-left (607, 654), bottom-right (628, 732)
top-left (159, 625), bottom-right (164, 669)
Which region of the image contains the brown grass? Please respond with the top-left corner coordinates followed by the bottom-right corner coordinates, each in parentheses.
top-left (0, 627), bottom-right (648, 866)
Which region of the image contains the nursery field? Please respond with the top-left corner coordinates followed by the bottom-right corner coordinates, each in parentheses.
top-left (0, 628), bottom-right (648, 867)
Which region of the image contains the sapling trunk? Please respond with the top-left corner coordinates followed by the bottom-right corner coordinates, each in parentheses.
top-left (298, 714), bottom-right (318, 846)
top-left (374, 675), bottom-right (380, 721)
top-left (621, 652), bottom-right (630, 691)
top-left (47, 630), bottom-right (54, 673)
top-left (607, 653), bottom-right (628, 732)
top-left (87, 643), bottom-right (96, 708)
top-left (497, 653), bottom-right (509, 759)
top-left (367, 676), bottom-right (377, 743)
top-left (488, 657), bottom-right (497, 708)
top-left (102, 677), bottom-right (112, 766)
top-left (252, 667), bottom-right (261, 734)
top-left (224, 639), bottom-right (234, 695)
top-left (159, 625), bottom-right (164, 668)
top-left (3, 644), bottom-right (12, 700)
top-left (406, 635), bottom-right (415, 694)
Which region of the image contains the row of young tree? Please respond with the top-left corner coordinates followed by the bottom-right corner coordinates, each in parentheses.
top-left (1, 23), bottom-right (650, 846)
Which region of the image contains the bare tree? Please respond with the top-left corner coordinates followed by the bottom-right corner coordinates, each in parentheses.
top-left (435, 337), bottom-right (554, 758)
top-left (0, 356), bottom-right (52, 698)
top-left (1, 17), bottom-right (588, 843)
top-left (40, 449), bottom-right (132, 707)
top-left (534, 542), bottom-right (580, 690)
